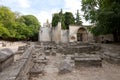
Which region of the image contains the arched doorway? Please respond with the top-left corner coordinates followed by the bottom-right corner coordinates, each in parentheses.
top-left (77, 28), bottom-right (87, 42)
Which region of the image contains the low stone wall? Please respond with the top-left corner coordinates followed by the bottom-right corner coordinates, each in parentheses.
top-left (0, 48), bottom-right (14, 72)
top-left (104, 52), bottom-right (120, 65)
top-left (0, 55), bottom-right (14, 72)
top-left (57, 43), bottom-right (100, 54)
top-left (74, 54), bottom-right (102, 67)
top-left (0, 46), bottom-right (34, 80)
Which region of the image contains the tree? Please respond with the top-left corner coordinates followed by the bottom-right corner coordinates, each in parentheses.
top-left (0, 6), bottom-right (16, 39)
top-left (52, 13), bottom-right (60, 27)
top-left (16, 15), bottom-right (40, 40)
top-left (59, 9), bottom-right (66, 29)
top-left (81, 0), bottom-right (99, 23)
top-left (75, 10), bottom-right (82, 26)
top-left (0, 6), bottom-right (41, 41)
top-left (81, 0), bottom-right (120, 42)
top-left (64, 12), bottom-right (75, 29)
top-left (52, 10), bottom-right (75, 29)
top-left (0, 23), bottom-right (10, 39)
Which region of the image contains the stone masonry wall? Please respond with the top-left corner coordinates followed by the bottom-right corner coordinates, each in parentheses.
top-left (0, 46), bottom-right (34, 80)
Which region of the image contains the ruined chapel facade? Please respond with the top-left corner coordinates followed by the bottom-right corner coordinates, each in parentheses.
top-left (39, 22), bottom-right (95, 43)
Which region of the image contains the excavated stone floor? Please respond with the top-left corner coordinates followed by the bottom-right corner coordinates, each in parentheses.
top-left (30, 54), bottom-right (120, 80)
top-left (0, 43), bottom-right (120, 80)
top-left (30, 43), bottom-right (120, 80)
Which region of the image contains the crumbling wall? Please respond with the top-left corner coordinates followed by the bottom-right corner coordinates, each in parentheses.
top-left (52, 22), bottom-right (61, 43)
top-left (61, 30), bottom-right (69, 43)
top-left (95, 34), bottom-right (114, 43)
top-left (0, 46), bottom-right (34, 80)
top-left (0, 48), bottom-right (14, 72)
top-left (39, 27), bottom-right (52, 42)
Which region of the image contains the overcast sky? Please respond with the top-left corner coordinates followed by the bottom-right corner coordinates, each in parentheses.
top-left (0, 0), bottom-right (90, 25)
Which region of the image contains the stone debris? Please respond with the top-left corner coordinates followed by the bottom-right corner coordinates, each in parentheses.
top-left (58, 61), bottom-right (72, 74)
top-left (45, 50), bottom-right (51, 56)
top-left (29, 63), bottom-right (45, 75)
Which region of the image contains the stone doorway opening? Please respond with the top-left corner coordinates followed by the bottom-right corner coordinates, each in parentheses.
top-left (77, 28), bottom-right (87, 42)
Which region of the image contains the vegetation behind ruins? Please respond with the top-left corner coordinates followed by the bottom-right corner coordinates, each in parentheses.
top-left (82, 0), bottom-right (120, 42)
top-left (52, 9), bottom-right (82, 29)
top-left (0, 6), bottom-right (40, 41)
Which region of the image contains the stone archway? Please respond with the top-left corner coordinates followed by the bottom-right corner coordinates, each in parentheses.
top-left (77, 28), bottom-right (88, 42)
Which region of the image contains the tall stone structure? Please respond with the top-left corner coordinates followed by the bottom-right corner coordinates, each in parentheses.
top-left (39, 22), bottom-right (94, 43)
top-left (39, 21), bottom-right (52, 42)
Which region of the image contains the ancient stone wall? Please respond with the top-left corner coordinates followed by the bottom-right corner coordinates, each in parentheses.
top-left (95, 34), bottom-right (114, 43)
top-left (52, 22), bottom-right (61, 43)
top-left (0, 48), bottom-right (14, 72)
top-left (69, 25), bottom-right (80, 42)
top-left (39, 27), bottom-right (52, 42)
top-left (69, 25), bottom-right (94, 43)
top-left (0, 46), bottom-right (34, 80)
top-left (61, 30), bottom-right (69, 43)
top-left (0, 55), bottom-right (14, 72)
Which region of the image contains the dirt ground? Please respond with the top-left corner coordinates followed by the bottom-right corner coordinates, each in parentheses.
top-left (30, 43), bottom-right (120, 80)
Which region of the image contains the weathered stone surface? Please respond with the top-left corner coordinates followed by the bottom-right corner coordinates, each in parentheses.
top-left (18, 45), bottom-right (27, 52)
top-left (74, 54), bottom-right (102, 67)
top-left (57, 43), bottom-right (101, 55)
top-left (45, 50), bottom-right (51, 56)
top-left (0, 46), bottom-right (34, 80)
top-left (58, 61), bottom-right (72, 74)
top-left (29, 63), bottom-right (45, 75)
top-left (104, 52), bottom-right (120, 64)
top-left (0, 48), bottom-right (14, 72)
top-left (51, 50), bottom-right (56, 56)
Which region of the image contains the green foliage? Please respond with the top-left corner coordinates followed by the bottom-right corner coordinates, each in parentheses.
top-left (18, 15), bottom-right (40, 38)
top-left (59, 9), bottom-right (66, 29)
top-left (82, 0), bottom-right (120, 41)
top-left (52, 9), bottom-right (75, 29)
top-left (52, 13), bottom-right (60, 27)
top-left (81, 0), bottom-right (99, 23)
top-left (0, 6), bottom-right (40, 41)
top-left (75, 10), bottom-right (83, 26)
top-left (0, 23), bottom-right (10, 39)
top-left (64, 12), bottom-right (75, 29)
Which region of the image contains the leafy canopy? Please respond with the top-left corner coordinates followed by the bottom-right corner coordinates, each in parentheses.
top-left (82, 0), bottom-right (120, 41)
top-left (0, 6), bottom-right (40, 41)
top-left (52, 9), bottom-right (82, 29)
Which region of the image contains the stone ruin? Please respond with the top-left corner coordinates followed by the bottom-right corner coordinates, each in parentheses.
top-left (58, 61), bottom-right (72, 74)
top-left (0, 41), bottom-right (119, 80)
top-left (28, 42), bottom-right (103, 77)
top-left (0, 48), bottom-right (14, 72)
top-left (0, 43), bottom-right (34, 80)
top-left (74, 53), bottom-right (102, 67)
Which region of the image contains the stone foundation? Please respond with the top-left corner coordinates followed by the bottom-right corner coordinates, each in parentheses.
top-left (104, 53), bottom-right (120, 65)
top-left (0, 55), bottom-right (14, 72)
top-left (75, 55), bottom-right (102, 67)
top-left (0, 46), bottom-right (34, 80)
top-left (0, 48), bottom-right (14, 72)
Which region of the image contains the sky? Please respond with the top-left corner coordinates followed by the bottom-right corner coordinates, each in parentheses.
top-left (0, 0), bottom-right (90, 26)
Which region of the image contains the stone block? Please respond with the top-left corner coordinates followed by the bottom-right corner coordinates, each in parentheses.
top-left (0, 48), bottom-right (14, 72)
top-left (0, 46), bottom-right (34, 80)
top-left (75, 55), bottom-right (102, 67)
top-left (18, 46), bottom-right (26, 51)
top-left (104, 52), bottom-right (120, 65)
top-left (45, 50), bottom-right (50, 56)
top-left (58, 61), bottom-right (72, 74)
top-left (29, 64), bottom-right (45, 75)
